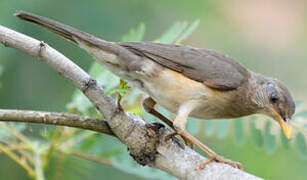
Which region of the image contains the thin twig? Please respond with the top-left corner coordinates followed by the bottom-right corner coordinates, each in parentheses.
top-left (0, 143), bottom-right (34, 165)
top-left (34, 152), bottom-right (45, 180)
top-left (0, 123), bottom-right (32, 148)
top-left (19, 150), bottom-right (35, 165)
top-left (59, 131), bottom-right (96, 150)
top-left (0, 144), bottom-right (28, 152)
top-left (0, 143), bottom-right (35, 178)
top-left (67, 150), bottom-right (112, 166)
top-left (42, 126), bottom-right (64, 168)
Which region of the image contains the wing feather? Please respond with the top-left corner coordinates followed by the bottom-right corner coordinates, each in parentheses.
top-left (120, 42), bottom-right (249, 90)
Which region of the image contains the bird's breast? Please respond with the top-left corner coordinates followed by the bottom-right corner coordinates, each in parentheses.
top-left (139, 68), bottom-right (240, 120)
top-left (140, 69), bottom-right (208, 113)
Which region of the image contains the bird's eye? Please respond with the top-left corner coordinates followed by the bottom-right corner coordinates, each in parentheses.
top-left (268, 83), bottom-right (275, 91)
top-left (270, 93), bottom-right (279, 103)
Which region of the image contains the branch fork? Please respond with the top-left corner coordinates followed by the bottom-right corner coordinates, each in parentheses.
top-left (0, 24), bottom-right (262, 180)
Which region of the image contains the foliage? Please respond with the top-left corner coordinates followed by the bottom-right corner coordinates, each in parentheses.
top-left (1, 20), bottom-right (307, 180)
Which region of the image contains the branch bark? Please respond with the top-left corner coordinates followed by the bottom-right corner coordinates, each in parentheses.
top-left (0, 25), bottom-right (263, 180)
top-left (0, 109), bottom-right (114, 136)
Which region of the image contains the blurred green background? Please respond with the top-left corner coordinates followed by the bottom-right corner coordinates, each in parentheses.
top-left (0, 0), bottom-right (307, 180)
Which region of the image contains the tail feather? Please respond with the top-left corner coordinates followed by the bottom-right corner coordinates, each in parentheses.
top-left (14, 11), bottom-right (118, 54)
top-left (14, 11), bottom-right (145, 81)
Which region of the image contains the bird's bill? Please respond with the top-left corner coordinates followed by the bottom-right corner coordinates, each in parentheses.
top-left (270, 107), bottom-right (292, 139)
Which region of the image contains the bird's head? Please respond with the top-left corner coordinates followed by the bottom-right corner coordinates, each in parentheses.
top-left (250, 75), bottom-right (295, 139)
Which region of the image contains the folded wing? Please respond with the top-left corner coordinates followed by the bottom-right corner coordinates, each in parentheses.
top-left (120, 42), bottom-right (249, 90)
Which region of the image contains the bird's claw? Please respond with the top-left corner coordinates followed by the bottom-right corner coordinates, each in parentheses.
top-left (163, 132), bottom-right (185, 149)
top-left (164, 129), bottom-right (194, 149)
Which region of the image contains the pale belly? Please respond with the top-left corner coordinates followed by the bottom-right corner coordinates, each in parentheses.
top-left (138, 69), bottom-right (238, 120)
top-left (140, 69), bottom-right (208, 115)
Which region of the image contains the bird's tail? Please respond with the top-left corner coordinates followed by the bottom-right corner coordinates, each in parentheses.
top-left (14, 11), bottom-right (143, 82)
top-left (14, 11), bottom-right (120, 54)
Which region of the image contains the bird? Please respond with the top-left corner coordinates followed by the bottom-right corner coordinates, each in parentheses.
top-left (15, 11), bottom-right (295, 170)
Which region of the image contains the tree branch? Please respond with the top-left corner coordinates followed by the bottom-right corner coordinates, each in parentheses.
top-left (0, 109), bottom-right (114, 136)
top-left (0, 25), bottom-right (263, 180)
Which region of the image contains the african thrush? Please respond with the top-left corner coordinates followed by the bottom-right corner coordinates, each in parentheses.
top-left (15, 11), bottom-right (295, 170)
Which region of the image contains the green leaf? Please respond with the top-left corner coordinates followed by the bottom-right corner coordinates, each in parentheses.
top-left (216, 119), bottom-right (229, 139)
top-left (175, 19), bottom-right (200, 43)
top-left (121, 23), bottom-right (146, 42)
top-left (264, 121), bottom-right (276, 153)
top-left (106, 79), bottom-right (130, 96)
top-left (296, 132), bottom-right (307, 157)
top-left (156, 21), bottom-right (188, 44)
top-left (120, 79), bottom-right (129, 89)
top-left (203, 120), bottom-right (215, 137)
top-left (234, 118), bottom-right (244, 145)
top-left (250, 117), bottom-right (263, 147)
top-left (117, 79), bottom-right (131, 96)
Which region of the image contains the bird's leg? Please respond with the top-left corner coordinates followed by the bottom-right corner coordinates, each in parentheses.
top-left (142, 97), bottom-right (193, 148)
top-left (165, 102), bottom-right (243, 170)
top-left (164, 101), bottom-right (199, 149)
top-left (143, 98), bottom-right (243, 170)
top-left (142, 97), bottom-right (174, 128)
top-left (174, 129), bottom-right (243, 170)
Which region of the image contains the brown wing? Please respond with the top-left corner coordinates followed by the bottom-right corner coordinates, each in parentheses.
top-left (119, 42), bottom-right (249, 90)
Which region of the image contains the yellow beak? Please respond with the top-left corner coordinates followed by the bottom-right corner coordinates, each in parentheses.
top-left (270, 107), bottom-right (292, 139)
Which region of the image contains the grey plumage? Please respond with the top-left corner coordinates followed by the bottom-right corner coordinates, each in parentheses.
top-left (120, 42), bottom-right (249, 90)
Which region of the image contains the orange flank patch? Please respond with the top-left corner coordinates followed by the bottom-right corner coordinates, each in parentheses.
top-left (147, 69), bottom-right (207, 109)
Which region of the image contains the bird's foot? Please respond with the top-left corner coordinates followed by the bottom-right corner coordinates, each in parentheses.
top-left (164, 127), bottom-right (243, 170)
top-left (164, 126), bottom-right (194, 149)
top-left (143, 97), bottom-right (243, 170)
top-left (198, 155), bottom-right (243, 170)
top-left (164, 130), bottom-right (194, 149)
